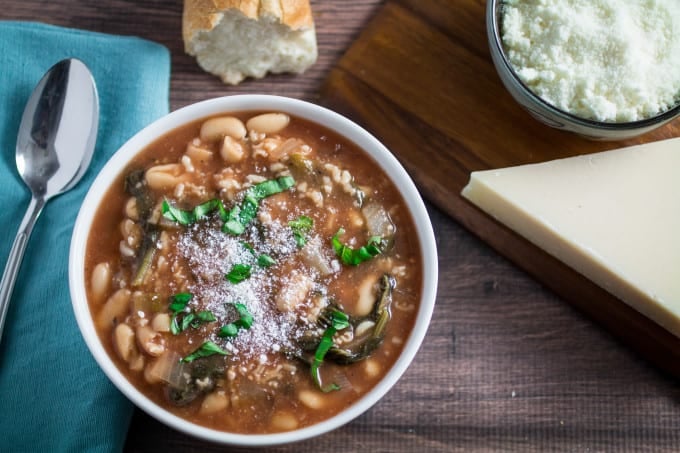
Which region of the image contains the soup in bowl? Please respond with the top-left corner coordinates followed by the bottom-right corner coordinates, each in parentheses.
top-left (69, 95), bottom-right (437, 445)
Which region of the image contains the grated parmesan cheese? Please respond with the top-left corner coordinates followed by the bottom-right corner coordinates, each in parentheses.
top-left (501, 0), bottom-right (680, 122)
top-left (174, 210), bottom-right (328, 367)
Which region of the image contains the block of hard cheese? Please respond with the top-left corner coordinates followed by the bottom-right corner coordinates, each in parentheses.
top-left (461, 138), bottom-right (680, 338)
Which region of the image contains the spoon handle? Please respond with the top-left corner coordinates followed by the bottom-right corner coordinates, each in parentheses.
top-left (0, 196), bottom-right (46, 343)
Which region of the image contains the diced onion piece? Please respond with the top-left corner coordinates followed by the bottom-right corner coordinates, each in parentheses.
top-left (362, 203), bottom-right (395, 238)
top-left (300, 237), bottom-right (334, 276)
top-left (144, 351), bottom-right (183, 386)
top-left (151, 313), bottom-right (171, 332)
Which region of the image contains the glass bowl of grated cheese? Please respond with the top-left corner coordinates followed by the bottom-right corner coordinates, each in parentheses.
top-left (69, 95), bottom-right (438, 446)
top-left (487, 0), bottom-right (680, 140)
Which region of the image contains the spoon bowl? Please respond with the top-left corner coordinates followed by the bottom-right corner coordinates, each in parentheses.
top-left (0, 58), bottom-right (99, 342)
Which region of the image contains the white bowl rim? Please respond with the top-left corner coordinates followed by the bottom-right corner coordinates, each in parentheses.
top-left (69, 94), bottom-right (438, 446)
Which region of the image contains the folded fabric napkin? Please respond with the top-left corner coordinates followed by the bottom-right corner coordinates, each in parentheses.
top-left (0, 21), bottom-right (170, 452)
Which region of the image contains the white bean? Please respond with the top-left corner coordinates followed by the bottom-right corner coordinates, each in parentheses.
top-left (186, 142), bottom-right (213, 162)
top-left (364, 358), bottom-right (381, 378)
top-left (145, 163), bottom-right (182, 190)
top-left (145, 172), bottom-right (178, 191)
top-left (125, 197), bottom-right (139, 221)
top-left (119, 240), bottom-right (135, 258)
top-left (355, 274), bottom-right (378, 317)
top-left (355, 320), bottom-right (376, 338)
top-left (200, 116), bottom-right (246, 142)
top-left (90, 262), bottom-right (111, 304)
top-left (129, 353), bottom-right (145, 372)
top-left (136, 325), bottom-right (165, 357)
top-left (298, 389), bottom-right (325, 410)
top-left (113, 323), bottom-right (136, 362)
top-left (220, 136), bottom-right (245, 163)
top-left (120, 219), bottom-right (141, 248)
top-left (246, 113), bottom-right (290, 135)
top-left (270, 411), bottom-right (299, 431)
top-left (97, 289), bottom-right (131, 329)
top-left (199, 391), bottom-right (229, 415)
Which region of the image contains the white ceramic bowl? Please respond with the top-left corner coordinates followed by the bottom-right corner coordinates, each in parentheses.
top-left (69, 95), bottom-right (438, 446)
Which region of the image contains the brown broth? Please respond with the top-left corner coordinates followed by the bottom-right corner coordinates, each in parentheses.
top-left (85, 112), bottom-right (423, 434)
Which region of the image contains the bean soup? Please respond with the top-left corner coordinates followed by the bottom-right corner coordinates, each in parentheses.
top-left (85, 111), bottom-right (423, 434)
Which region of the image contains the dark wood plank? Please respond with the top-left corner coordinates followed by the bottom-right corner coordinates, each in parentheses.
top-left (2, 1), bottom-right (680, 452)
top-left (319, 0), bottom-right (680, 377)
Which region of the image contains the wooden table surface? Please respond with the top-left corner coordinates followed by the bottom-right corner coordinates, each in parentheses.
top-left (4, 1), bottom-right (679, 452)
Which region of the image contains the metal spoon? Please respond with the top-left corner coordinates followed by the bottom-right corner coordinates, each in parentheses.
top-left (0, 58), bottom-right (99, 343)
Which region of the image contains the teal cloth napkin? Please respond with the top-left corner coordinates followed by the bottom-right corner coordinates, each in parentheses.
top-left (0, 21), bottom-right (170, 452)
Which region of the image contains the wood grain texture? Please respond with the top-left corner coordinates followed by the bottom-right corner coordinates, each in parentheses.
top-left (2, 1), bottom-right (679, 452)
top-left (320, 0), bottom-right (680, 377)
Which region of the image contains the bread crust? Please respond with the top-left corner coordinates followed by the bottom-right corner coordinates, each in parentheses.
top-left (183, 0), bottom-right (314, 44)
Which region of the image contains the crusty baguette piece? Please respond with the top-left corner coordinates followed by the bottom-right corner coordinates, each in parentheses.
top-left (183, 0), bottom-right (318, 85)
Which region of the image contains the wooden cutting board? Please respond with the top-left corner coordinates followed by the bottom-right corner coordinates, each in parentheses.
top-left (319, 0), bottom-right (680, 377)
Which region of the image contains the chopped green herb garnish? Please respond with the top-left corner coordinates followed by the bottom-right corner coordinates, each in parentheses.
top-left (174, 309), bottom-right (217, 335)
top-left (222, 176), bottom-right (295, 235)
top-left (194, 198), bottom-right (228, 221)
top-left (240, 241), bottom-right (255, 254)
top-left (218, 324), bottom-right (239, 337)
top-left (196, 310), bottom-right (217, 323)
top-left (251, 176), bottom-right (296, 199)
top-left (332, 228), bottom-right (383, 266)
top-left (257, 254), bottom-right (276, 267)
top-left (161, 200), bottom-right (194, 225)
top-left (289, 215), bottom-right (313, 248)
top-left (160, 177), bottom-right (294, 234)
top-left (242, 242), bottom-right (275, 268)
top-left (170, 293), bottom-right (192, 335)
top-left (170, 316), bottom-right (181, 335)
top-left (179, 312), bottom-right (196, 332)
top-left (330, 310), bottom-right (350, 330)
top-left (233, 303), bottom-right (254, 329)
top-left (162, 198), bottom-right (229, 226)
top-left (311, 309), bottom-right (350, 392)
top-left (218, 303), bottom-right (254, 338)
top-left (226, 264), bottom-right (252, 284)
top-left (169, 292), bottom-right (192, 313)
top-left (169, 293), bottom-right (216, 335)
top-left (181, 341), bottom-right (229, 363)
